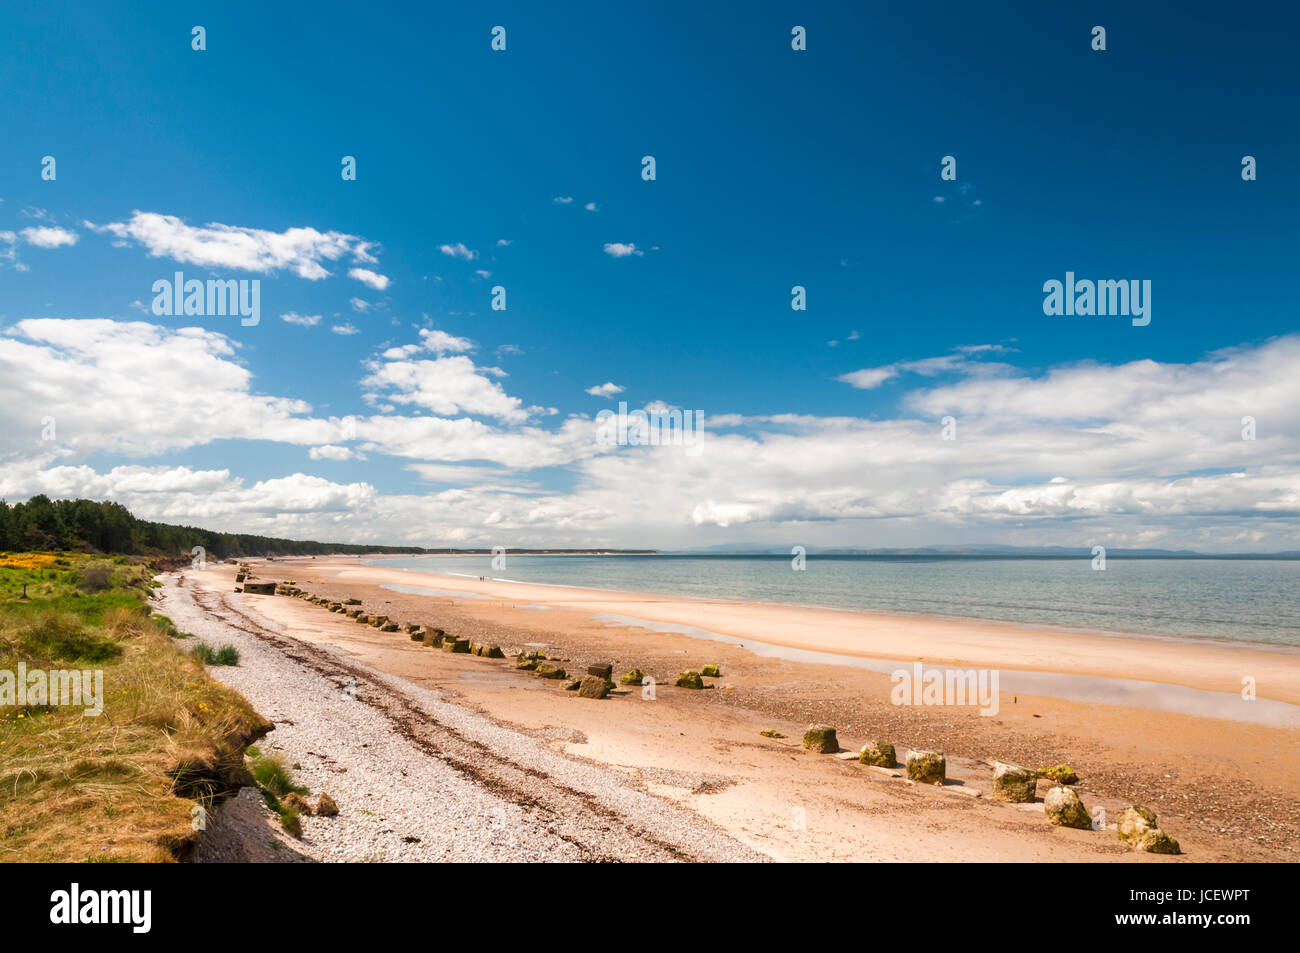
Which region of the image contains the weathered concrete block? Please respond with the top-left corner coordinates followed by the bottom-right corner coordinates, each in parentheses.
top-left (803, 724), bottom-right (838, 753)
top-left (1044, 786), bottom-right (1091, 829)
top-left (991, 761), bottom-right (1038, 803)
top-left (577, 675), bottom-right (611, 699)
top-left (858, 740), bottom-right (896, 768)
top-left (906, 749), bottom-right (946, 784)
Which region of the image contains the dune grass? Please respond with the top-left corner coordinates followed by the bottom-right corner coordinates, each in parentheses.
top-left (246, 746), bottom-right (309, 835)
top-left (191, 643), bottom-right (240, 666)
top-left (0, 552), bottom-right (269, 862)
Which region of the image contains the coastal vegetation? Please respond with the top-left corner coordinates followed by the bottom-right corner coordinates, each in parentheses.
top-left (0, 496), bottom-right (426, 560)
top-left (0, 496), bottom-right (655, 560)
top-left (0, 551), bottom-right (270, 861)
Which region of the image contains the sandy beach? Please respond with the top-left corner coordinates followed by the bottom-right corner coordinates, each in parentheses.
top-left (182, 556), bottom-right (1300, 861)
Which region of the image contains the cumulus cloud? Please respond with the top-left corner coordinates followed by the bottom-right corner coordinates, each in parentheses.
top-left (380, 328), bottom-right (474, 360)
top-left (585, 381), bottom-right (625, 398)
top-left (603, 242), bottom-right (642, 258)
top-left (20, 226), bottom-right (78, 248)
top-left (0, 319), bottom-right (345, 460)
top-left (331, 323), bottom-right (360, 335)
top-left (361, 354), bottom-right (540, 424)
top-left (88, 211), bottom-right (377, 280)
top-left (309, 445), bottom-right (359, 461)
top-left (348, 267), bottom-right (390, 290)
top-left (6, 317), bottom-right (1300, 551)
top-left (437, 242), bottom-right (477, 261)
top-left (281, 312), bottom-right (321, 327)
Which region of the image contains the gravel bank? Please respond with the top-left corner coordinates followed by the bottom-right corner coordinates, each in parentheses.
top-left (157, 573), bottom-right (766, 862)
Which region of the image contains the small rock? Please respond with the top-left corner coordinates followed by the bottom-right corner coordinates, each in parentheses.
top-left (587, 663), bottom-right (613, 680)
top-left (675, 671), bottom-right (705, 690)
top-left (619, 668), bottom-right (645, 685)
top-left (1117, 805), bottom-right (1159, 843)
top-left (1039, 764), bottom-right (1078, 784)
top-left (282, 792), bottom-right (314, 815)
top-left (315, 793), bottom-right (339, 817)
top-left (1135, 828), bottom-right (1181, 854)
top-left (700, 664), bottom-right (722, 678)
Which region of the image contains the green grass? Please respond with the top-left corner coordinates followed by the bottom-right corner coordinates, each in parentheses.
top-left (249, 751), bottom-right (308, 798)
top-left (246, 749), bottom-right (308, 837)
top-left (0, 552), bottom-right (270, 861)
top-left (191, 643), bottom-right (240, 666)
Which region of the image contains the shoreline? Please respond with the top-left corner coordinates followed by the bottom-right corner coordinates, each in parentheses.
top-left (194, 557), bottom-right (1300, 859)
top-left (361, 555), bottom-right (1300, 657)
top-left (327, 557), bottom-right (1300, 707)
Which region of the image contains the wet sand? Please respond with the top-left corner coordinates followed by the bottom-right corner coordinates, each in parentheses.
top-left (196, 556), bottom-right (1300, 860)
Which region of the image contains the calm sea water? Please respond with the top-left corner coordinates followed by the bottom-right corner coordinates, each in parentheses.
top-left (365, 555), bottom-right (1300, 648)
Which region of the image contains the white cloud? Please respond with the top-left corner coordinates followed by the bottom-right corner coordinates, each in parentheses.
top-left (837, 367), bottom-right (897, 389)
top-left (584, 202), bottom-right (599, 212)
top-left (89, 211), bottom-right (376, 280)
top-left (309, 445), bottom-right (358, 461)
top-left (361, 353), bottom-right (541, 424)
top-left (7, 317), bottom-right (1300, 551)
top-left (349, 297), bottom-right (371, 312)
top-left (21, 226), bottom-right (79, 248)
top-left (0, 319), bottom-right (345, 460)
top-left (585, 381), bottom-right (625, 398)
top-left (553, 196), bottom-right (574, 205)
top-left (331, 323), bottom-right (360, 335)
top-left (603, 242), bottom-right (643, 258)
top-left (438, 242), bottom-right (477, 261)
top-left (348, 267), bottom-right (390, 290)
top-left (496, 239), bottom-right (512, 246)
top-left (281, 312), bottom-right (322, 327)
top-left (475, 269), bottom-right (492, 279)
top-left (380, 329), bottom-right (474, 360)
top-left (838, 347), bottom-right (1013, 390)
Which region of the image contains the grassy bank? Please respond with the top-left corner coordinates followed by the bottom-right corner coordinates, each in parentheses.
top-left (0, 552), bottom-right (270, 862)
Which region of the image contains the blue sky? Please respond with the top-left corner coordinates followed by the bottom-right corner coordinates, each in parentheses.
top-left (1, 1), bottom-right (1298, 550)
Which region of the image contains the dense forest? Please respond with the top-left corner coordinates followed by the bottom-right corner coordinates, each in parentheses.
top-left (0, 496), bottom-right (429, 559)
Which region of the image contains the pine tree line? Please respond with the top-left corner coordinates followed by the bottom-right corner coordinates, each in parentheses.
top-left (0, 495), bottom-right (428, 559)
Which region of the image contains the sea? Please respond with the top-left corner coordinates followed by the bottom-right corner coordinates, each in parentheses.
top-left (365, 554), bottom-right (1300, 649)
